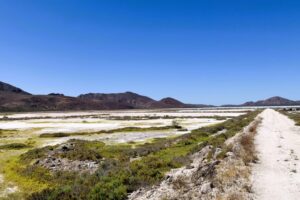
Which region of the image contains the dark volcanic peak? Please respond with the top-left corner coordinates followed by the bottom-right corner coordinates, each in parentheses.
top-left (159, 97), bottom-right (185, 107)
top-left (263, 96), bottom-right (292, 105)
top-left (78, 91), bottom-right (156, 109)
top-left (0, 81), bottom-right (30, 95)
top-left (79, 91), bottom-right (152, 101)
top-left (160, 97), bottom-right (183, 103)
top-left (242, 96), bottom-right (300, 106)
top-left (149, 97), bottom-right (186, 109)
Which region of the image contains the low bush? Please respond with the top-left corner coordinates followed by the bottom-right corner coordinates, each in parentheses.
top-left (58, 140), bottom-right (103, 161)
top-left (21, 146), bottom-right (54, 162)
top-left (89, 177), bottom-right (127, 200)
top-left (40, 132), bottom-right (71, 138)
top-left (0, 143), bottom-right (31, 150)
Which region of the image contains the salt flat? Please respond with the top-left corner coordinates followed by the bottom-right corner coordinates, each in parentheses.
top-left (0, 108), bottom-right (233, 149)
top-left (0, 108), bottom-right (248, 119)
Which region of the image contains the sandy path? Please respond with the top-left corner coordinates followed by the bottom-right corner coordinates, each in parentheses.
top-left (252, 109), bottom-right (300, 200)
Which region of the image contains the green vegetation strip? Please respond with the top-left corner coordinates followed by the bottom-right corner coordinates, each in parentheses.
top-left (39, 125), bottom-right (184, 138)
top-left (8, 111), bottom-right (260, 200)
top-left (0, 143), bottom-right (31, 150)
top-left (107, 115), bottom-right (228, 121)
top-left (0, 114), bottom-right (229, 121)
top-left (280, 111), bottom-right (300, 126)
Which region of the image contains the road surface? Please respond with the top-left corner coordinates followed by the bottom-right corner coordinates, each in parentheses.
top-left (252, 109), bottom-right (300, 200)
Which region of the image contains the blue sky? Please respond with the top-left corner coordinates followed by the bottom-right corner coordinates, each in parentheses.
top-left (1, 0), bottom-right (300, 105)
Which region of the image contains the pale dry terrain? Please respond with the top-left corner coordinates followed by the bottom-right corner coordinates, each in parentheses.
top-left (0, 108), bottom-right (249, 119)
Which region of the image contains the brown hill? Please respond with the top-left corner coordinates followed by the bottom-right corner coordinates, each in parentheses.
top-left (78, 92), bottom-right (156, 109)
top-left (150, 97), bottom-right (186, 108)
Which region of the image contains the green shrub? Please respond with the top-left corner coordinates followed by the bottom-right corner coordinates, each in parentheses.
top-left (39, 132), bottom-right (71, 138)
top-left (130, 156), bottom-right (166, 186)
top-left (0, 143), bottom-right (31, 150)
top-left (21, 146), bottom-right (54, 162)
top-left (89, 177), bottom-right (127, 200)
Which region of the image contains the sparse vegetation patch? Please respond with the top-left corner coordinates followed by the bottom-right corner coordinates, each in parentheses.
top-left (9, 111), bottom-right (261, 200)
top-left (39, 125), bottom-right (182, 138)
top-left (281, 111), bottom-right (300, 126)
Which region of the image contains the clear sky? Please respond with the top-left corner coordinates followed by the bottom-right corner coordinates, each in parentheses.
top-left (1, 0), bottom-right (300, 105)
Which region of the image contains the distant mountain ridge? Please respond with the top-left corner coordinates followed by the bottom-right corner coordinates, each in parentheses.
top-left (0, 81), bottom-right (194, 112)
top-left (79, 94), bottom-right (187, 109)
top-left (241, 96), bottom-right (300, 107)
top-left (1, 81), bottom-right (299, 112)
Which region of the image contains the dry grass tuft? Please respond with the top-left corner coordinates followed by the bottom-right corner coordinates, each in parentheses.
top-left (172, 175), bottom-right (188, 191)
top-left (240, 134), bottom-right (256, 164)
top-left (239, 118), bottom-right (261, 165)
top-left (213, 117), bottom-right (262, 200)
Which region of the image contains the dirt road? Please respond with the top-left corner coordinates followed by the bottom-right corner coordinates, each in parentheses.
top-left (252, 109), bottom-right (300, 200)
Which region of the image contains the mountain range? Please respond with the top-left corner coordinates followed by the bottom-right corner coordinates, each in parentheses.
top-left (0, 81), bottom-right (190, 112)
top-left (0, 81), bottom-right (299, 112)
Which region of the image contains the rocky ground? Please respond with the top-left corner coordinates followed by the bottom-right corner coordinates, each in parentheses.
top-left (34, 143), bottom-right (99, 173)
top-left (129, 109), bottom-right (300, 200)
top-left (129, 117), bottom-right (262, 200)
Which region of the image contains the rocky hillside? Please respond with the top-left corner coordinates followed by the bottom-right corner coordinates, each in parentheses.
top-left (148, 97), bottom-right (186, 108)
top-left (0, 81), bottom-right (196, 112)
top-left (78, 93), bottom-right (187, 109)
top-left (78, 92), bottom-right (156, 109)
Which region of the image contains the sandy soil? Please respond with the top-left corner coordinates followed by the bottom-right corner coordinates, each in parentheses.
top-left (252, 109), bottom-right (300, 200)
top-left (0, 174), bottom-right (3, 184)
